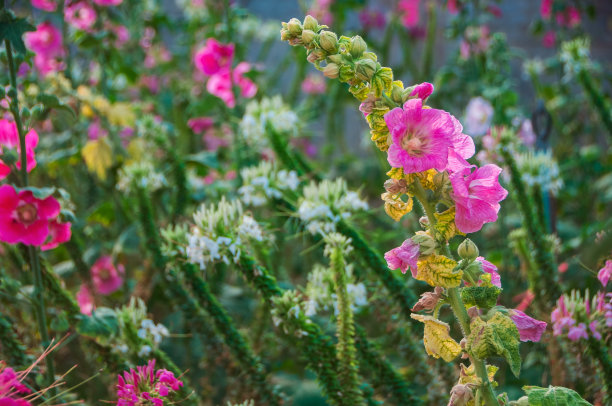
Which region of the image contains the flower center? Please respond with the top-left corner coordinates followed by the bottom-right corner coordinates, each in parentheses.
top-left (98, 268), bottom-right (111, 280)
top-left (401, 131), bottom-right (429, 157)
top-left (17, 203), bottom-right (38, 226)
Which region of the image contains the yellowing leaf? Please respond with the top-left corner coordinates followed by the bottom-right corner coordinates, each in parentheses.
top-left (459, 363), bottom-right (499, 388)
top-left (381, 192), bottom-right (413, 221)
top-left (370, 129), bottom-right (390, 151)
top-left (411, 314), bottom-right (462, 362)
top-left (416, 254), bottom-right (462, 288)
top-left (434, 207), bottom-right (463, 241)
top-left (125, 138), bottom-right (147, 165)
top-left (107, 102), bottom-right (135, 127)
top-left (82, 137), bottom-right (112, 180)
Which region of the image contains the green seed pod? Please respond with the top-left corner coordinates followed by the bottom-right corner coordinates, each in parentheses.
top-left (7, 87), bottom-right (17, 99)
top-left (303, 15), bottom-right (318, 32)
top-left (319, 30), bottom-right (338, 53)
top-left (323, 63), bottom-right (339, 79)
top-left (327, 53), bottom-right (343, 64)
top-left (350, 35), bottom-right (367, 58)
top-left (458, 238), bottom-right (479, 262)
top-left (287, 18), bottom-right (302, 36)
top-left (354, 58), bottom-right (377, 81)
top-left (301, 29), bottom-right (316, 45)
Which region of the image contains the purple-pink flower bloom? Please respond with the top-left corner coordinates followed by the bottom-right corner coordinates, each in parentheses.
top-left (76, 284), bottom-right (94, 315)
top-left (398, 0), bottom-right (420, 29)
top-left (116, 360), bottom-right (183, 406)
top-left (0, 365), bottom-right (32, 406)
top-left (567, 323), bottom-right (588, 341)
top-left (447, 150), bottom-right (508, 233)
top-left (93, 0), bottom-right (123, 6)
top-left (410, 82), bottom-right (434, 102)
top-left (475, 256), bottom-right (501, 288)
top-left (64, 1), bottom-right (97, 32)
top-left (597, 259), bottom-right (611, 287)
top-left (193, 38), bottom-right (234, 76)
top-left (31, 0), bottom-right (57, 11)
top-left (384, 238), bottom-right (420, 277)
top-left (0, 119), bottom-right (39, 180)
top-left (205, 62), bottom-right (257, 108)
top-left (24, 22), bottom-right (65, 76)
top-left (508, 309), bottom-right (547, 342)
top-left (91, 256), bottom-right (124, 295)
top-left (187, 117), bottom-right (214, 134)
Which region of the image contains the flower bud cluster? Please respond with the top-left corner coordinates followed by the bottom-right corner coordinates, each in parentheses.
top-left (239, 95), bottom-right (299, 148)
top-left (238, 161), bottom-right (300, 206)
top-left (113, 298), bottom-right (170, 357)
top-left (117, 161), bottom-right (167, 193)
top-left (514, 149), bottom-right (563, 195)
top-left (304, 264), bottom-right (368, 317)
top-left (271, 290), bottom-right (313, 338)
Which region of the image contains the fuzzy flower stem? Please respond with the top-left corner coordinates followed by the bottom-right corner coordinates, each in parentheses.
top-left (578, 70), bottom-right (612, 138)
top-left (135, 186), bottom-right (167, 271)
top-left (0, 310), bottom-right (34, 368)
top-left (180, 262), bottom-right (282, 405)
top-left (500, 145), bottom-right (559, 309)
top-left (330, 245), bottom-right (366, 405)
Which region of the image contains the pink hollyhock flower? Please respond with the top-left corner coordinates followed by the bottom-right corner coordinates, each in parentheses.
top-left (31, 0), bottom-right (58, 11)
top-left (566, 7), bottom-right (581, 27)
top-left (193, 38), bottom-right (234, 76)
top-left (116, 360), bottom-right (183, 406)
top-left (358, 8), bottom-right (386, 30)
top-left (464, 97), bottom-right (493, 137)
top-left (203, 128), bottom-right (230, 151)
top-left (76, 284), bottom-right (94, 315)
top-left (598, 260), bottom-right (612, 287)
top-left (557, 262), bottom-right (569, 273)
top-left (447, 0), bottom-right (458, 14)
top-left (410, 82), bottom-right (434, 101)
top-left (508, 309), bottom-right (547, 342)
top-left (187, 117), bottom-right (214, 134)
top-left (41, 219), bottom-right (71, 251)
top-left (93, 0), bottom-right (123, 6)
top-left (0, 185), bottom-right (62, 246)
top-left (447, 150), bottom-right (508, 233)
top-left (301, 74), bottom-right (326, 95)
top-left (233, 62), bottom-right (257, 98)
top-left (64, 1), bottom-right (97, 32)
top-left (24, 22), bottom-right (64, 56)
top-left (513, 290), bottom-right (535, 312)
top-left (87, 120), bottom-right (108, 140)
top-left (567, 323), bottom-right (588, 341)
top-left (487, 5), bottom-right (502, 18)
top-left (398, 0), bottom-right (420, 29)
top-left (384, 98), bottom-right (456, 173)
top-left (540, 0), bottom-right (552, 19)
top-left (0, 365), bottom-right (32, 406)
top-left (91, 256), bottom-right (124, 295)
top-left (475, 256), bottom-right (501, 288)
top-left (542, 31), bottom-right (556, 48)
top-left (206, 63), bottom-right (257, 108)
top-left (384, 238), bottom-right (420, 277)
top-left (0, 120), bottom-right (39, 180)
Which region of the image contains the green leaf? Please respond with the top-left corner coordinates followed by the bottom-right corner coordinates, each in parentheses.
top-left (522, 386), bottom-right (592, 406)
top-left (0, 12), bottom-right (35, 54)
top-left (50, 311), bottom-right (70, 332)
top-left (461, 286), bottom-right (502, 309)
top-left (18, 186), bottom-right (56, 199)
top-left (185, 151), bottom-right (219, 169)
top-left (37, 93), bottom-right (76, 118)
top-left (467, 312), bottom-right (521, 377)
top-left (76, 307), bottom-right (118, 339)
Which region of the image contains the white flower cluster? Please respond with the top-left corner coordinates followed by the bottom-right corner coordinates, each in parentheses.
top-left (298, 178), bottom-right (369, 235)
top-left (186, 198), bottom-right (266, 270)
top-left (238, 161), bottom-right (300, 206)
top-left (137, 319), bottom-right (170, 357)
top-left (304, 264), bottom-right (368, 316)
top-left (112, 298), bottom-right (169, 357)
top-left (515, 149), bottom-right (564, 194)
top-left (117, 161), bottom-right (167, 193)
top-left (240, 96), bottom-right (299, 148)
top-left (271, 290), bottom-right (312, 338)
top-left (237, 16), bottom-right (283, 43)
top-left (560, 37), bottom-right (592, 80)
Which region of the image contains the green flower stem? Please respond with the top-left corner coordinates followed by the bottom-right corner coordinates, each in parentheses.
top-left (421, 0), bottom-right (437, 81)
top-left (578, 70), bottom-right (612, 138)
top-left (180, 262), bottom-right (282, 406)
top-left (354, 326), bottom-right (422, 405)
top-left (587, 337), bottom-right (612, 403)
top-left (329, 245), bottom-right (365, 405)
top-left (500, 145), bottom-right (560, 309)
top-left (0, 310), bottom-right (33, 368)
top-left (135, 186), bottom-right (166, 271)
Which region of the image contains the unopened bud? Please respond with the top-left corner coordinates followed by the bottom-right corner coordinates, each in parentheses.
top-left (384, 178), bottom-right (407, 195)
top-left (458, 238), bottom-right (479, 261)
top-left (307, 49), bottom-right (326, 63)
top-left (7, 87), bottom-right (17, 99)
top-left (327, 53), bottom-right (343, 64)
top-left (301, 29), bottom-right (316, 45)
top-left (323, 63), bottom-right (339, 79)
top-left (419, 216), bottom-right (429, 228)
top-left (280, 29), bottom-right (291, 41)
top-left (303, 15), bottom-right (318, 31)
top-left (350, 35), bottom-right (367, 57)
top-left (338, 65), bottom-right (355, 82)
top-left (448, 384), bottom-right (474, 406)
top-left (21, 107), bottom-right (30, 119)
top-left (319, 30), bottom-right (338, 53)
top-left (390, 82), bottom-right (404, 104)
top-left (287, 18), bottom-right (302, 35)
top-left (354, 58), bottom-right (377, 81)
top-left (411, 288), bottom-right (442, 312)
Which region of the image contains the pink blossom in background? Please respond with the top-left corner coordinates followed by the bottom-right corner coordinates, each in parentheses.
top-left (384, 238), bottom-right (420, 277)
top-left (589, 321), bottom-right (602, 340)
top-left (188, 117), bottom-right (214, 134)
top-left (0, 366), bottom-right (32, 406)
top-left (398, 0), bottom-right (420, 29)
top-left (301, 74), bottom-right (326, 95)
top-left (140, 27), bottom-right (156, 49)
top-left (206, 63), bottom-right (257, 108)
top-left (307, 0), bottom-right (333, 26)
top-left (509, 309), bottom-right (547, 342)
top-left (542, 31), bottom-right (556, 48)
top-left (0, 185), bottom-right (63, 246)
top-left (24, 22), bottom-right (65, 75)
top-left (447, 0), bottom-right (458, 14)
top-left (487, 5), bottom-right (502, 18)
top-left (556, 7), bottom-right (581, 28)
top-left (203, 125), bottom-right (231, 151)
top-left (76, 284), bottom-right (94, 315)
top-left (93, 0), bottom-right (123, 6)
top-left (17, 63), bottom-right (31, 77)
top-left (31, 0), bottom-right (58, 11)
top-left (91, 256), bottom-right (125, 295)
top-left (116, 360), bottom-right (183, 406)
top-left (233, 62), bottom-right (258, 98)
top-left (41, 219), bottom-right (71, 251)
top-left (475, 256), bottom-right (502, 288)
top-left (567, 323), bottom-right (588, 341)
top-left (64, 1), bottom-right (97, 31)
top-left (513, 290), bottom-right (535, 312)
top-left (464, 97), bottom-right (493, 137)
top-left (598, 260), bottom-right (612, 287)
top-left (140, 75), bottom-right (160, 94)
top-left (448, 149), bottom-right (508, 233)
top-left (87, 120), bottom-right (108, 140)
top-left (358, 8), bottom-right (386, 30)
top-left (540, 0), bottom-right (552, 19)
top-left (193, 38), bottom-right (235, 76)
top-left (0, 119), bottom-right (39, 180)
top-left (517, 119), bottom-right (536, 147)
top-left (107, 24), bottom-right (130, 48)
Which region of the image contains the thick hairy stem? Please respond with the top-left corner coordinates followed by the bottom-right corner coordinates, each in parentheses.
top-left (0, 311), bottom-right (33, 367)
top-left (354, 326), bottom-right (421, 405)
top-left (180, 263), bottom-right (282, 406)
top-left (500, 145), bottom-right (559, 309)
top-left (135, 187), bottom-right (166, 270)
top-left (578, 70), bottom-right (612, 138)
top-left (330, 246), bottom-right (365, 405)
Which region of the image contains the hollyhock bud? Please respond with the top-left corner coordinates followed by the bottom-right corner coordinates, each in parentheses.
top-left (355, 58), bottom-right (377, 81)
top-left (350, 35), bottom-right (367, 57)
top-left (319, 31), bottom-right (338, 53)
top-left (303, 15), bottom-right (319, 31)
top-left (458, 238), bottom-right (479, 261)
top-left (301, 29), bottom-right (316, 45)
top-left (384, 178), bottom-right (407, 195)
top-left (448, 384), bottom-right (474, 406)
top-left (307, 49), bottom-right (326, 63)
top-left (412, 286), bottom-right (443, 312)
top-left (287, 18), bottom-right (302, 35)
top-left (323, 63), bottom-right (339, 78)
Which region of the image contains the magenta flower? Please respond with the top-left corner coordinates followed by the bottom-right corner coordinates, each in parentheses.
top-left (447, 0), bottom-right (459, 14)
top-left (410, 82), bottom-right (434, 101)
top-left (93, 0), bottom-right (123, 6)
top-left (447, 150), bottom-right (508, 233)
top-left (116, 360), bottom-right (183, 406)
top-left (0, 185), bottom-right (66, 247)
top-left (384, 238), bottom-right (420, 277)
top-left (64, 1), bottom-right (97, 32)
top-left (384, 98), bottom-right (455, 173)
top-left (567, 323), bottom-right (588, 341)
top-left (589, 321), bottom-right (602, 340)
top-left (206, 63), bottom-right (257, 108)
top-left (41, 219), bottom-right (72, 251)
top-left (0, 119), bottom-right (39, 180)
top-left (542, 31), bottom-right (556, 48)
top-left (508, 309), bottom-right (547, 342)
top-left (24, 22), bottom-right (65, 76)
top-left (398, 0), bottom-right (420, 29)
top-left (597, 260), bottom-right (611, 287)
top-left (31, 0), bottom-right (57, 11)
top-left (187, 117), bottom-right (214, 134)
top-left (76, 284), bottom-right (94, 316)
top-left (0, 365), bottom-right (32, 406)
top-left (540, 0), bottom-right (552, 19)
top-left (91, 256), bottom-right (124, 295)
top-left (475, 256), bottom-right (501, 288)
top-left (358, 8), bottom-right (386, 30)
top-left (193, 38), bottom-right (234, 76)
